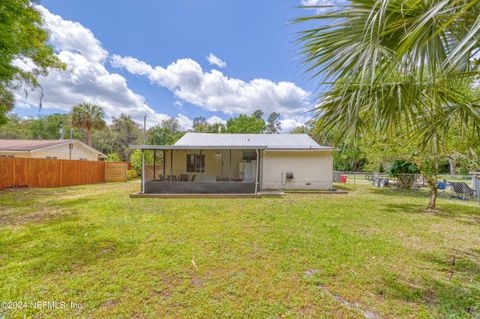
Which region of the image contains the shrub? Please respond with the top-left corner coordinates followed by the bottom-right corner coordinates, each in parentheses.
top-left (127, 169), bottom-right (138, 180)
top-left (106, 152), bottom-right (121, 162)
top-left (130, 149), bottom-right (154, 174)
top-left (390, 160), bottom-right (420, 189)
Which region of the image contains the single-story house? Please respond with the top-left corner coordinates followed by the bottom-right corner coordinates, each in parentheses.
top-left (131, 133), bottom-right (333, 194)
top-left (0, 139), bottom-right (106, 161)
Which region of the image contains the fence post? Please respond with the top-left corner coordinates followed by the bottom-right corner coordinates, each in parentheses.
top-left (354, 173), bottom-right (356, 185)
top-left (476, 175), bottom-right (480, 205)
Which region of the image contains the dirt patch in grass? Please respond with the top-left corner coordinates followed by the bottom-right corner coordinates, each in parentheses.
top-left (318, 284), bottom-right (382, 319)
top-left (0, 207), bottom-right (78, 226)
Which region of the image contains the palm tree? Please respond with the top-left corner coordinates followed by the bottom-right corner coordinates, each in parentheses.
top-left (295, 0), bottom-right (480, 209)
top-left (71, 102), bottom-right (106, 146)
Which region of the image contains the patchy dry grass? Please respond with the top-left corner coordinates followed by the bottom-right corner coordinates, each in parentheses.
top-left (0, 182), bottom-right (479, 318)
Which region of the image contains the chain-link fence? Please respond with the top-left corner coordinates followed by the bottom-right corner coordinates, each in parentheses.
top-left (333, 171), bottom-right (426, 187)
top-left (334, 171), bottom-right (480, 204)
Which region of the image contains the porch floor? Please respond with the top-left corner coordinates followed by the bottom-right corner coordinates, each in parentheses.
top-left (130, 191), bottom-right (285, 199)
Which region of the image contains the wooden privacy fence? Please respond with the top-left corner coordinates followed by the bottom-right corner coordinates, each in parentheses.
top-left (0, 158), bottom-right (128, 190)
top-left (105, 162), bottom-right (128, 182)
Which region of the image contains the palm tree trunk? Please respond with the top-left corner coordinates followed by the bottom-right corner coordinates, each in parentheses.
top-left (87, 128), bottom-right (92, 146)
top-left (427, 185), bottom-right (438, 210)
top-left (420, 170), bottom-right (439, 210)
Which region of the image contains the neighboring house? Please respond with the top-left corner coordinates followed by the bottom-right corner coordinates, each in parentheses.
top-left (131, 133), bottom-right (333, 194)
top-left (0, 139), bottom-right (106, 161)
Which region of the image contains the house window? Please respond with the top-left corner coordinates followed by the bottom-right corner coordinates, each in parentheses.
top-left (79, 158), bottom-right (87, 161)
top-left (0, 155), bottom-right (14, 158)
top-left (46, 156), bottom-right (58, 159)
top-left (186, 154), bottom-right (205, 173)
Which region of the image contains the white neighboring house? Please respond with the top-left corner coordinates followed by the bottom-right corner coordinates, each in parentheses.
top-left (0, 139), bottom-right (106, 161)
top-left (132, 133), bottom-right (334, 194)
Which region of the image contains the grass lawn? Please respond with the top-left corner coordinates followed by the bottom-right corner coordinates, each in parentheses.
top-left (0, 182), bottom-right (479, 318)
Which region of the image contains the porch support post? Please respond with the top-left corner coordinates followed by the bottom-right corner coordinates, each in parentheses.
top-left (255, 149), bottom-right (259, 194)
top-left (141, 149), bottom-right (145, 193)
top-left (162, 150), bottom-right (166, 179)
top-left (200, 149), bottom-right (203, 183)
top-left (170, 149), bottom-right (173, 182)
top-left (229, 149), bottom-right (232, 180)
top-left (153, 150), bottom-right (156, 180)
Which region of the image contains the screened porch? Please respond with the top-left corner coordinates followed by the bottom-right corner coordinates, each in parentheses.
top-left (133, 146), bottom-right (263, 194)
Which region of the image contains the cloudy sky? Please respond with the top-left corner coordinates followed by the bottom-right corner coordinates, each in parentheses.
top-left (14, 0), bottom-right (332, 131)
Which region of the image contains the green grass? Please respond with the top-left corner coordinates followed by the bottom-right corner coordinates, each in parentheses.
top-left (0, 182), bottom-right (479, 318)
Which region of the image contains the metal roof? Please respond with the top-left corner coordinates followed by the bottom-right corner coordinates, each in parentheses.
top-left (130, 133), bottom-right (333, 151)
top-left (0, 139), bottom-right (106, 157)
top-left (0, 139), bottom-right (74, 151)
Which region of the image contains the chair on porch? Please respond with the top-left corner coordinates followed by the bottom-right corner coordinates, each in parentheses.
top-left (166, 175), bottom-right (177, 182)
top-left (179, 174), bottom-right (189, 181)
top-left (190, 174), bottom-right (196, 182)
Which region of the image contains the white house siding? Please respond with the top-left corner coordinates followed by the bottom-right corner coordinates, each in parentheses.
top-left (0, 151), bottom-right (30, 158)
top-left (32, 142), bottom-right (100, 161)
top-left (261, 151), bottom-right (333, 190)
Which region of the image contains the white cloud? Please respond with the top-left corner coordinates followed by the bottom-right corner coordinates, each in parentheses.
top-left (279, 116), bottom-right (308, 132)
top-left (41, 7), bottom-right (108, 63)
top-left (206, 115), bottom-right (226, 125)
top-left (111, 55), bottom-right (311, 116)
top-left (300, 0), bottom-right (346, 13)
top-left (14, 6), bottom-right (175, 128)
top-left (206, 53), bottom-right (227, 68)
top-left (175, 113), bottom-right (193, 130)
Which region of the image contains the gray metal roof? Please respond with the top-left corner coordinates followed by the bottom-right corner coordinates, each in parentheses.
top-left (173, 133), bottom-right (332, 150)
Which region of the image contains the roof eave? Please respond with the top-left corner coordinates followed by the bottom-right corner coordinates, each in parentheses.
top-left (263, 148), bottom-right (334, 152)
top-left (130, 145), bottom-right (268, 150)
top-left (130, 145), bottom-right (333, 151)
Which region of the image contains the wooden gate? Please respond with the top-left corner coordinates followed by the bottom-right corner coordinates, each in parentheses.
top-left (105, 162), bottom-right (128, 182)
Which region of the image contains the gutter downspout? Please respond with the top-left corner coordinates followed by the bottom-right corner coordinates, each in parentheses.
top-left (141, 150), bottom-right (145, 193)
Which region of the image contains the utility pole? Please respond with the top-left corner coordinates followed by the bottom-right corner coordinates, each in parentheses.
top-left (144, 114), bottom-right (147, 144)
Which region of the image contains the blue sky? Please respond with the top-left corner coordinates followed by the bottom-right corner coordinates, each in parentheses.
top-left (14, 0), bottom-right (328, 131)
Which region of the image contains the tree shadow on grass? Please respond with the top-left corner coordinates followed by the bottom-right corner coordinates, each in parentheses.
top-left (381, 250), bottom-right (480, 318)
top-left (370, 187), bottom-right (478, 206)
top-left (369, 187), bottom-right (431, 199)
top-left (382, 274), bottom-right (480, 317)
top-left (368, 187), bottom-right (480, 225)
top-left (382, 201), bottom-right (480, 226)
top-left (422, 249), bottom-right (480, 281)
